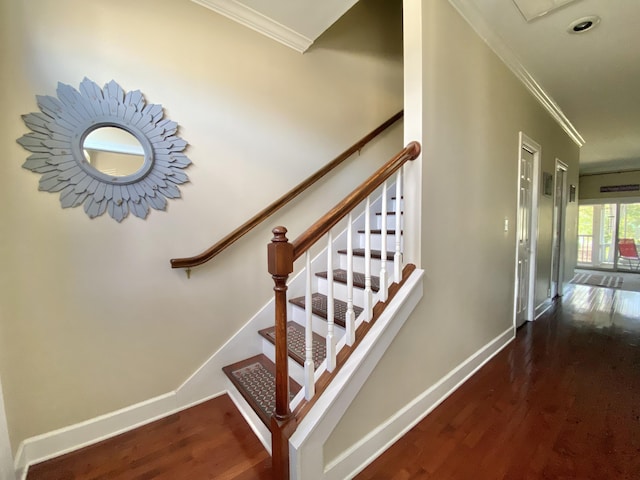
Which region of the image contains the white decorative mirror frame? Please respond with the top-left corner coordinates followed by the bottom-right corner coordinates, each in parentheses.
top-left (17, 78), bottom-right (192, 222)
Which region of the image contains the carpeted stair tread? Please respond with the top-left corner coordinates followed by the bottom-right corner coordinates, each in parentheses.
top-left (258, 322), bottom-right (326, 368)
top-left (337, 248), bottom-right (394, 260)
top-left (289, 293), bottom-right (363, 328)
top-left (358, 228), bottom-right (396, 235)
top-left (222, 354), bottom-right (301, 427)
top-left (316, 269), bottom-right (380, 292)
top-left (357, 229), bottom-right (402, 235)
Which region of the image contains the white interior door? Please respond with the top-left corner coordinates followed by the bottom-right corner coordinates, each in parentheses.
top-left (516, 145), bottom-right (535, 328)
top-left (550, 161), bottom-right (567, 298)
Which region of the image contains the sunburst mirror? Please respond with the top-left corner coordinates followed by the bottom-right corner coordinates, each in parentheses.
top-left (17, 78), bottom-right (192, 222)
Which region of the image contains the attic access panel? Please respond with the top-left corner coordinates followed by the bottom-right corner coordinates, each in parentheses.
top-left (512, 0), bottom-right (581, 22)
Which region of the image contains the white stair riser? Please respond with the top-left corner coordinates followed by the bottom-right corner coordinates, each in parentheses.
top-left (374, 213), bottom-right (402, 230)
top-left (290, 304), bottom-right (347, 339)
top-left (357, 233), bottom-right (400, 251)
top-left (317, 276), bottom-right (369, 308)
top-left (385, 198), bottom-right (403, 212)
top-left (261, 338), bottom-right (305, 386)
top-left (338, 253), bottom-right (393, 274)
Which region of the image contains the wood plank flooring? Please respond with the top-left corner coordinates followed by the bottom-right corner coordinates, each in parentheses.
top-left (26, 394), bottom-right (272, 480)
top-left (357, 284), bottom-right (640, 479)
top-left (26, 283), bottom-right (640, 479)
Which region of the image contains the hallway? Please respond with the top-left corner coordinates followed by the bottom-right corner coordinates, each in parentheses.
top-left (357, 284), bottom-right (640, 479)
top-left (25, 284), bottom-right (640, 479)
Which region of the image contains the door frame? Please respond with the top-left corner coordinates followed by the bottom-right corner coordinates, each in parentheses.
top-left (513, 132), bottom-right (541, 330)
top-left (550, 159), bottom-right (568, 297)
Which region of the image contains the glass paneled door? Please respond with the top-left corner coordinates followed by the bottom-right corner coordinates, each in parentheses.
top-left (577, 203), bottom-right (617, 270)
top-left (617, 203), bottom-right (640, 271)
top-left (577, 201), bottom-right (640, 272)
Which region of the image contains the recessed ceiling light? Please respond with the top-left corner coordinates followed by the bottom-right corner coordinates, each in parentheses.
top-left (567, 15), bottom-right (600, 34)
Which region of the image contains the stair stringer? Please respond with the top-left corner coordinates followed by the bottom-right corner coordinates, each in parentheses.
top-left (289, 268), bottom-right (424, 480)
top-left (174, 185), bottom-right (394, 449)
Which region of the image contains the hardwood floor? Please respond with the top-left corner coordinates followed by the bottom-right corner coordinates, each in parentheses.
top-left (26, 283), bottom-right (640, 479)
top-left (26, 394), bottom-right (272, 480)
top-left (357, 284), bottom-right (640, 479)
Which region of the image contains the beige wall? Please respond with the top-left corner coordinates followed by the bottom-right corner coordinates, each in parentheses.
top-left (0, 0), bottom-right (404, 451)
top-left (325, 0), bottom-right (580, 462)
top-left (579, 171), bottom-right (640, 201)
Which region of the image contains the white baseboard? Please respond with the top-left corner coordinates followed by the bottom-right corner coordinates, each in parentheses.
top-left (326, 326), bottom-right (514, 479)
top-left (13, 305), bottom-right (514, 480)
top-left (14, 390), bottom-right (226, 480)
top-left (535, 299), bottom-right (554, 319)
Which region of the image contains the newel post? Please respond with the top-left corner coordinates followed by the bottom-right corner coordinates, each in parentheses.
top-left (267, 226), bottom-right (296, 480)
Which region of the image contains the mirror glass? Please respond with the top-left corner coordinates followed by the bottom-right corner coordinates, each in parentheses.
top-left (83, 126), bottom-right (146, 177)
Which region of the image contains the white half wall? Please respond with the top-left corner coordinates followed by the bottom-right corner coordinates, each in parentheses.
top-left (289, 269), bottom-right (425, 480)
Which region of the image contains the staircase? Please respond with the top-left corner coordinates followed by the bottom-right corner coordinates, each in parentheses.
top-left (222, 189), bottom-right (402, 430)
top-left (166, 129), bottom-right (419, 479)
top-left (212, 142), bottom-right (421, 479)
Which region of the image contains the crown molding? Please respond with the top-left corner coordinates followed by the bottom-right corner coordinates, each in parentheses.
top-left (191, 0), bottom-right (313, 53)
top-left (448, 0), bottom-right (585, 147)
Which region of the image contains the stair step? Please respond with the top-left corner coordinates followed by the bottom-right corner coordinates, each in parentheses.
top-left (358, 229), bottom-right (400, 235)
top-left (222, 354), bottom-right (301, 427)
top-left (289, 293), bottom-right (363, 328)
top-left (316, 269), bottom-right (380, 292)
top-left (259, 322), bottom-right (326, 368)
top-left (337, 248), bottom-right (394, 261)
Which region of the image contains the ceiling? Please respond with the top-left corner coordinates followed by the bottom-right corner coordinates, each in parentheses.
top-left (192, 0), bottom-right (640, 174)
top-left (455, 0), bottom-right (640, 174)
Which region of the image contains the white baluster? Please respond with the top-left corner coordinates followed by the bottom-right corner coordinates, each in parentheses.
top-left (394, 169), bottom-right (403, 283)
top-left (379, 181), bottom-right (388, 302)
top-left (364, 196), bottom-right (373, 321)
top-left (345, 213), bottom-right (355, 346)
top-left (304, 251), bottom-right (315, 400)
top-left (326, 230), bottom-right (336, 372)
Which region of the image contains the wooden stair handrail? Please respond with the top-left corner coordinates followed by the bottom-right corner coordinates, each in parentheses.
top-left (291, 141), bottom-right (421, 260)
top-left (169, 110), bottom-right (404, 269)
